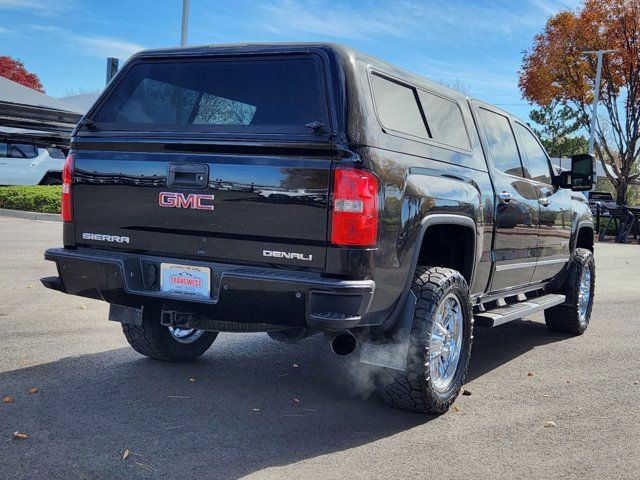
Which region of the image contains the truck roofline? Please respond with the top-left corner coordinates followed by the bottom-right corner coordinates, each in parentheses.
top-left (124, 42), bottom-right (472, 107)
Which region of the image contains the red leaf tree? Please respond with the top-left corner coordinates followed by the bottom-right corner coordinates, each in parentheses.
top-left (0, 56), bottom-right (44, 93)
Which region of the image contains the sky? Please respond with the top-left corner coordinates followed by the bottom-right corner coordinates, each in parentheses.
top-left (0, 0), bottom-right (581, 121)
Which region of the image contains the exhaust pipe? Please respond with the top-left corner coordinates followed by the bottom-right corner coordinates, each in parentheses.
top-left (329, 330), bottom-right (358, 356)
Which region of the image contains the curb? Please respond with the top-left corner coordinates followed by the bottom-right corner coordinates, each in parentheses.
top-left (0, 208), bottom-right (61, 222)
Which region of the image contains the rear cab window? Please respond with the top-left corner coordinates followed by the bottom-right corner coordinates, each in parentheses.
top-left (90, 55), bottom-right (330, 134)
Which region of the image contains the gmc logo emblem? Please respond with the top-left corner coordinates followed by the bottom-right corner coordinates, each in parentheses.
top-left (159, 192), bottom-right (215, 210)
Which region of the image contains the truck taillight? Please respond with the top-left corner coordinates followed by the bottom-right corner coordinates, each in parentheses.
top-left (330, 167), bottom-right (379, 247)
top-left (61, 154), bottom-right (74, 222)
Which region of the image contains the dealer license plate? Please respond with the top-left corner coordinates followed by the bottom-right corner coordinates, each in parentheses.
top-left (160, 263), bottom-right (211, 298)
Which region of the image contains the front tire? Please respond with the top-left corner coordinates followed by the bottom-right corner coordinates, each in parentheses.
top-left (122, 309), bottom-right (218, 362)
top-left (376, 267), bottom-right (474, 414)
top-left (545, 248), bottom-right (595, 335)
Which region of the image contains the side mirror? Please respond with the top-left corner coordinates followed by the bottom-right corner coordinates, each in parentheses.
top-left (556, 171), bottom-right (572, 189)
top-left (569, 153), bottom-right (595, 191)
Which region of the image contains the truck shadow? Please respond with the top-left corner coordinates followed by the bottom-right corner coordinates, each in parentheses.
top-left (0, 317), bottom-right (568, 479)
top-left (468, 316), bottom-right (569, 382)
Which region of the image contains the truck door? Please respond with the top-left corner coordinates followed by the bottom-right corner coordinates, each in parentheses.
top-left (0, 141), bottom-right (9, 183)
top-left (474, 105), bottom-right (540, 291)
top-left (513, 122), bottom-right (571, 282)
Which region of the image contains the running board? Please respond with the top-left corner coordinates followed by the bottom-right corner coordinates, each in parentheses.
top-left (474, 294), bottom-right (566, 327)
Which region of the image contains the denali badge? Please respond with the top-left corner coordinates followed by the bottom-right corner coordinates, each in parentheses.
top-left (263, 250), bottom-right (313, 261)
top-left (159, 192), bottom-right (215, 210)
top-left (82, 232), bottom-right (130, 244)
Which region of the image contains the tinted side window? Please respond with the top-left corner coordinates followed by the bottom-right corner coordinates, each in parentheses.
top-left (515, 123), bottom-right (552, 184)
top-left (9, 143), bottom-right (38, 159)
top-left (46, 147), bottom-right (66, 159)
top-left (417, 91), bottom-right (470, 150)
top-left (0, 142), bottom-right (6, 157)
top-left (479, 109), bottom-right (523, 177)
top-left (371, 74), bottom-right (428, 139)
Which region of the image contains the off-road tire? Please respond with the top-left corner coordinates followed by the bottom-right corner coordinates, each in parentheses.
top-left (122, 309), bottom-right (217, 362)
top-left (545, 248), bottom-right (595, 335)
top-left (376, 267), bottom-right (474, 414)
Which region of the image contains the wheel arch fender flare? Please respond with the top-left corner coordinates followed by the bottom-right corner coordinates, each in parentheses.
top-left (573, 220), bottom-right (595, 253)
top-left (414, 214), bottom-right (479, 283)
top-left (39, 170), bottom-right (63, 184)
top-left (379, 213), bottom-right (479, 331)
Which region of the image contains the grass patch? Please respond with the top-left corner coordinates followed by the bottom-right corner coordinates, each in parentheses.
top-left (0, 185), bottom-right (61, 214)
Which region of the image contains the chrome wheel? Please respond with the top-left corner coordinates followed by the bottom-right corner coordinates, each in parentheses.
top-left (168, 327), bottom-right (204, 344)
top-left (428, 293), bottom-right (464, 392)
top-left (577, 264), bottom-right (592, 325)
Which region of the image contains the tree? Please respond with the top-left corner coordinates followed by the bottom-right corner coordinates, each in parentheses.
top-left (519, 0), bottom-right (640, 205)
top-left (529, 101), bottom-right (589, 157)
top-left (442, 79), bottom-right (470, 95)
top-left (0, 56), bottom-right (44, 92)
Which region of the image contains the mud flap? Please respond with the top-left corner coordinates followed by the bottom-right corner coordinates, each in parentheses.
top-left (108, 304), bottom-right (143, 325)
top-left (358, 291), bottom-right (417, 371)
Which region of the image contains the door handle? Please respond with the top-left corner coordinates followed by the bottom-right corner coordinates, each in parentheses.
top-left (538, 197), bottom-right (551, 206)
top-left (498, 192), bottom-right (513, 204)
top-left (167, 163), bottom-right (209, 190)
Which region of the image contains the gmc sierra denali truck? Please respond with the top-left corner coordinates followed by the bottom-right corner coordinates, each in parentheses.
top-left (41, 43), bottom-right (596, 414)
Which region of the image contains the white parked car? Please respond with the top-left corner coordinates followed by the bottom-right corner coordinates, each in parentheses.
top-left (0, 141), bottom-right (67, 185)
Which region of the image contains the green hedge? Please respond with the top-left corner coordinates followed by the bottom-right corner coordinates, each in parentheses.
top-left (0, 186), bottom-right (62, 214)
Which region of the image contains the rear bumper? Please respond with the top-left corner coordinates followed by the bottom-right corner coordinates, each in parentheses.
top-left (42, 247), bottom-right (375, 331)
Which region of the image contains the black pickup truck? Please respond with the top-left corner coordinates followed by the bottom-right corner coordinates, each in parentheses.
top-left (42, 43), bottom-right (596, 414)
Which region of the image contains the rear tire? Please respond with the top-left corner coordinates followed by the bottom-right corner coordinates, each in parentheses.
top-left (376, 267), bottom-right (473, 414)
top-left (545, 248), bottom-right (595, 335)
top-left (122, 309), bottom-right (217, 362)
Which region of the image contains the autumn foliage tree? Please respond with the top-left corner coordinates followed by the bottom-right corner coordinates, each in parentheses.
top-left (0, 56), bottom-right (44, 93)
top-left (519, 0), bottom-right (640, 204)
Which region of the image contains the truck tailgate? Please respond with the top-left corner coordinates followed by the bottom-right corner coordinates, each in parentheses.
top-left (73, 145), bottom-right (331, 268)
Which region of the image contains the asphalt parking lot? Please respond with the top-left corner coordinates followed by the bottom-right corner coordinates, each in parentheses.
top-left (0, 216), bottom-right (639, 480)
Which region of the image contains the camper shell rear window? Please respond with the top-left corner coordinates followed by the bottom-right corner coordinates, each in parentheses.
top-left (91, 55), bottom-right (330, 134)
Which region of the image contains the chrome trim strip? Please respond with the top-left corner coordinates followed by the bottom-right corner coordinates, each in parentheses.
top-left (495, 258), bottom-right (568, 272)
top-left (537, 258), bottom-right (570, 266)
top-left (473, 280), bottom-right (549, 305)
